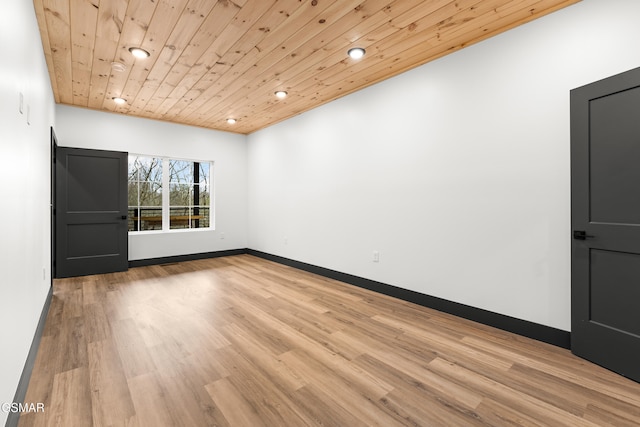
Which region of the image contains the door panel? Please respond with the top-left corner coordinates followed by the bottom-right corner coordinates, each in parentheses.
top-left (56, 147), bottom-right (128, 278)
top-left (67, 155), bottom-right (122, 211)
top-left (589, 86), bottom-right (640, 224)
top-left (590, 249), bottom-right (640, 336)
top-left (571, 66), bottom-right (640, 382)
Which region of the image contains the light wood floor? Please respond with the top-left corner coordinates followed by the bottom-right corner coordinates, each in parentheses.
top-left (19, 255), bottom-right (640, 426)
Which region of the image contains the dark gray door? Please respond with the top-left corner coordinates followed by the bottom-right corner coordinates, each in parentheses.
top-left (571, 66), bottom-right (640, 382)
top-left (55, 147), bottom-right (128, 278)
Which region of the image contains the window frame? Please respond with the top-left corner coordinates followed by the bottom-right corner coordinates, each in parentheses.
top-left (128, 154), bottom-right (214, 233)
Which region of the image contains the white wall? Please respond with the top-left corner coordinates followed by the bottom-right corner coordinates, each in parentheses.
top-left (55, 106), bottom-right (247, 260)
top-left (0, 1), bottom-right (55, 424)
top-left (247, 0), bottom-right (640, 332)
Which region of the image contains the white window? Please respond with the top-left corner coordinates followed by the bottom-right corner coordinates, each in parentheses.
top-left (128, 155), bottom-right (213, 232)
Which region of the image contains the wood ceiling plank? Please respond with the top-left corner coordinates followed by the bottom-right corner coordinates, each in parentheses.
top-left (222, 1), bottom-right (477, 129)
top-left (173, 0), bottom-right (321, 125)
top-left (162, 0), bottom-right (339, 123)
top-left (385, 0), bottom-right (459, 30)
top-left (213, 0), bottom-right (479, 131)
top-left (125, 0), bottom-right (220, 116)
top-left (192, 0), bottom-right (397, 126)
top-left (417, 0), bottom-right (582, 63)
top-left (180, 0), bottom-right (367, 127)
top-left (305, 0), bottom-right (489, 90)
top-left (102, 0), bottom-right (159, 113)
top-left (70, 0), bottom-right (99, 106)
top-left (241, 0), bottom-right (455, 90)
top-left (362, 0), bottom-right (578, 84)
top-left (206, 0), bottom-right (456, 128)
top-left (42, 0), bottom-right (74, 104)
top-left (243, 0), bottom-right (506, 120)
top-left (87, 0), bottom-right (129, 109)
top-left (119, 0), bottom-right (191, 114)
top-left (160, 0), bottom-right (283, 122)
top-left (162, 0), bottom-right (291, 119)
top-left (198, 0), bottom-right (430, 127)
top-left (33, 0), bottom-right (60, 102)
top-left (235, 10), bottom-right (508, 128)
top-left (143, 0), bottom-right (243, 118)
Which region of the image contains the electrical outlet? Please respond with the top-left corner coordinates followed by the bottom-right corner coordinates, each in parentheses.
top-left (220, 232), bottom-right (225, 239)
top-left (373, 251), bottom-right (380, 263)
top-left (284, 237), bottom-right (288, 245)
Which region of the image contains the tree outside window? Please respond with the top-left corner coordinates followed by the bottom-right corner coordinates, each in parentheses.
top-left (169, 160), bottom-right (210, 229)
top-left (128, 156), bottom-right (162, 231)
top-left (128, 155), bottom-right (212, 232)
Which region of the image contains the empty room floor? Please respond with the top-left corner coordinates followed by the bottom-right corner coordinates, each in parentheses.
top-left (18, 255), bottom-right (640, 426)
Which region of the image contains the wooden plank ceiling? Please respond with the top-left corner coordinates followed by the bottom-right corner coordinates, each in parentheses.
top-left (34, 0), bottom-right (580, 134)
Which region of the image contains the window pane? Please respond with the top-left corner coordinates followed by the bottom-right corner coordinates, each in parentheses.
top-left (128, 157), bottom-right (139, 180)
top-left (169, 207), bottom-right (189, 229)
top-left (170, 183), bottom-right (192, 205)
top-left (127, 208), bottom-right (137, 232)
top-left (139, 182), bottom-right (162, 206)
top-left (193, 207), bottom-right (209, 228)
top-left (169, 160), bottom-right (192, 184)
top-left (168, 207), bottom-right (210, 229)
top-left (129, 158), bottom-right (212, 232)
top-left (198, 184), bottom-right (210, 206)
top-left (137, 157), bottom-right (162, 182)
top-left (140, 208), bottom-right (162, 230)
top-left (198, 163), bottom-right (210, 185)
top-left (128, 155), bottom-right (162, 232)
top-left (128, 182), bottom-right (139, 206)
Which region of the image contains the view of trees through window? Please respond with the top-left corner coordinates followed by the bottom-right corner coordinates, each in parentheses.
top-left (128, 155), bottom-right (212, 231)
top-left (169, 159), bottom-right (210, 230)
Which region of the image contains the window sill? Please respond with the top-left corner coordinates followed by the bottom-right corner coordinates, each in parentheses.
top-left (128, 227), bottom-right (215, 235)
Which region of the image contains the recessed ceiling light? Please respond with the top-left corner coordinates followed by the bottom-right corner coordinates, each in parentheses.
top-left (111, 62), bottom-right (126, 72)
top-left (128, 47), bottom-right (150, 59)
top-left (112, 97), bottom-right (127, 105)
top-left (275, 91), bottom-right (288, 99)
top-left (226, 118), bottom-right (236, 124)
top-left (348, 47), bottom-right (366, 60)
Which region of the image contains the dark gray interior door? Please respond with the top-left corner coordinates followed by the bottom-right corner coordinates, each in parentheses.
top-left (571, 66), bottom-right (640, 382)
top-left (55, 147), bottom-right (128, 278)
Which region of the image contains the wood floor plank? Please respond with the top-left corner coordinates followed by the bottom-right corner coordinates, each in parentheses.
top-left (87, 339), bottom-right (136, 427)
top-left (278, 349), bottom-right (402, 426)
top-left (56, 316), bottom-right (88, 374)
top-left (127, 372), bottom-right (177, 427)
top-left (18, 254), bottom-right (640, 426)
top-left (83, 303), bottom-right (111, 343)
top-left (221, 323), bottom-right (307, 392)
top-left (204, 377), bottom-right (263, 427)
top-left (47, 367), bottom-right (92, 427)
top-left (292, 384), bottom-right (371, 427)
top-left (109, 319), bottom-right (157, 379)
top-left (428, 357), bottom-right (603, 427)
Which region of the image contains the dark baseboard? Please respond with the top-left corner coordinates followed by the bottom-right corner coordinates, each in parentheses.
top-left (128, 248), bottom-right (247, 268)
top-left (246, 249), bottom-right (571, 349)
top-left (6, 285), bottom-right (54, 427)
